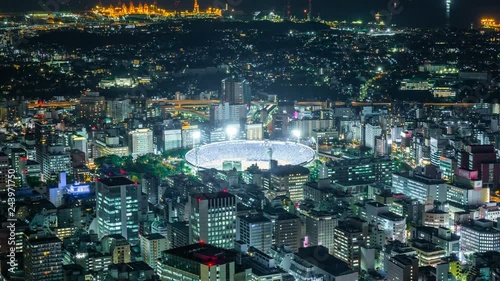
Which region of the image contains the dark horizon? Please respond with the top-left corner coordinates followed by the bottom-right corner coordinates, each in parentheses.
top-left (1, 0), bottom-right (499, 28)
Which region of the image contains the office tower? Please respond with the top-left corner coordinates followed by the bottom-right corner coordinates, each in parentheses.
top-left (93, 135), bottom-right (129, 157)
top-left (77, 92), bottom-right (106, 124)
top-left (157, 243), bottom-right (237, 281)
top-left (461, 145), bottom-right (496, 171)
top-left (24, 235), bottom-right (63, 281)
top-left (182, 128), bottom-right (201, 149)
top-left (288, 119), bottom-right (336, 139)
top-left (166, 221), bottom-right (190, 249)
top-left (96, 177), bottom-right (145, 244)
top-left (10, 148), bottom-right (26, 175)
top-left (101, 235), bottom-right (132, 264)
top-left (271, 113), bottom-right (290, 139)
top-left (386, 255), bottom-right (419, 281)
top-left (70, 134), bottom-right (88, 161)
top-left (305, 211), bottom-right (337, 254)
top-left (42, 145), bottom-right (71, 182)
top-left (392, 168), bottom-right (447, 204)
top-left (34, 119), bottom-right (58, 170)
top-left (333, 218), bottom-right (369, 269)
top-left (128, 128), bottom-right (154, 159)
top-left (0, 152), bottom-right (8, 191)
top-left (189, 192), bottom-right (237, 249)
top-left (430, 137), bottom-right (449, 167)
top-left (364, 122), bottom-right (382, 152)
top-left (461, 219), bottom-right (500, 254)
top-left (265, 210), bottom-right (301, 252)
top-left (221, 78), bottom-right (251, 105)
top-left (142, 174), bottom-right (160, 205)
top-left (107, 98), bottom-right (130, 122)
top-left (140, 233), bottom-right (168, 269)
top-left (270, 165), bottom-right (310, 203)
top-left (245, 123), bottom-right (263, 140)
top-left (209, 102), bottom-right (247, 126)
top-left (162, 128), bottom-right (182, 151)
top-left (327, 157), bottom-right (394, 185)
top-left (236, 214), bottom-right (273, 253)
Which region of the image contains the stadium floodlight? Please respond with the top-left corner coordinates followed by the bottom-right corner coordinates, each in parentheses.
top-left (192, 130), bottom-right (201, 140)
top-left (226, 125), bottom-right (238, 140)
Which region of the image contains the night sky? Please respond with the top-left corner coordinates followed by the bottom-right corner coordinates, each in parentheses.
top-left (1, 0), bottom-right (499, 28)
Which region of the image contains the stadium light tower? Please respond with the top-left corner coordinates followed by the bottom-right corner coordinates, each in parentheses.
top-left (226, 125), bottom-right (238, 141)
top-left (193, 130), bottom-right (201, 174)
top-left (292, 129), bottom-right (301, 142)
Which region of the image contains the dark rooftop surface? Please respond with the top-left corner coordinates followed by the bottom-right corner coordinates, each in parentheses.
top-left (191, 191), bottom-right (236, 200)
top-left (238, 214), bottom-right (271, 224)
top-left (163, 243), bottom-right (237, 266)
top-left (99, 176), bottom-right (136, 186)
top-left (270, 165), bottom-right (310, 176)
top-left (296, 246), bottom-right (355, 277)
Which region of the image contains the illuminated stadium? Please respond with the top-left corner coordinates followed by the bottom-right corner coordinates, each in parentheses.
top-left (185, 140), bottom-right (315, 171)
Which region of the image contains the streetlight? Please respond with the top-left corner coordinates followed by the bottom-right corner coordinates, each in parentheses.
top-left (193, 130), bottom-right (201, 174)
top-left (226, 125), bottom-right (238, 141)
top-left (292, 129), bottom-right (301, 142)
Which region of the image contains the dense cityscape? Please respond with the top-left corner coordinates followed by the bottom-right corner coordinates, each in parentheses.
top-left (0, 0), bottom-right (500, 280)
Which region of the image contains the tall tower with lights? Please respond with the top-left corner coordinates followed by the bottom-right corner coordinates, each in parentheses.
top-left (445, 0), bottom-right (451, 26)
top-left (308, 0), bottom-right (312, 21)
top-left (194, 0), bottom-right (200, 13)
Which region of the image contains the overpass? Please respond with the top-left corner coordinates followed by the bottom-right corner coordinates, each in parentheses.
top-left (28, 99), bottom-right (477, 110)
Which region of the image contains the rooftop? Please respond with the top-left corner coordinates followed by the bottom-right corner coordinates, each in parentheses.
top-left (162, 243), bottom-right (237, 266)
top-left (98, 177), bottom-right (136, 186)
top-left (191, 191), bottom-right (235, 201)
top-left (296, 246), bottom-right (355, 277)
top-left (270, 165), bottom-right (310, 177)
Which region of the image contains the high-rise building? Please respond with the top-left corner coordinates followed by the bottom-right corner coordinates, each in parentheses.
top-left (461, 145), bottom-right (496, 172)
top-left (77, 92), bottom-right (106, 125)
top-left (129, 128), bottom-right (154, 158)
top-left (34, 120), bottom-right (58, 171)
top-left (162, 128), bottom-right (182, 151)
top-left (157, 243), bottom-right (237, 281)
top-left (189, 192), bottom-right (237, 249)
top-left (24, 235), bottom-right (63, 281)
top-left (270, 165), bottom-right (310, 203)
top-left (42, 146), bottom-right (72, 182)
top-left (265, 210), bottom-right (302, 252)
top-left (327, 157), bottom-right (394, 185)
top-left (96, 177), bottom-right (145, 244)
top-left (182, 128), bottom-right (201, 149)
top-left (236, 214), bottom-right (273, 253)
top-left (386, 254), bottom-right (419, 281)
top-left (107, 98), bottom-right (130, 122)
top-left (364, 123), bottom-right (382, 152)
top-left (142, 174), bottom-right (160, 205)
top-left (210, 102), bottom-right (248, 126)
top-left (392, 167), bottom-right (447, 204)
top-left (101, 234), bottom-right (132, 264)
top-left (70, 134), bottom-right (88, 161)
top-left (304, 211), bottom-right (337, 254)
top-left (221, 78), bottom-right (251, 105)
top-left (461, 219), bottom-right (500, 254)
top-left (140, 233), bottom-right (169, 269)
top-left (333, 218), bottom-right (369, 269)
top-left (245, 123), bottom-right (263, 140)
